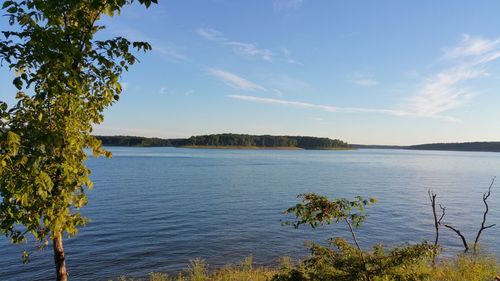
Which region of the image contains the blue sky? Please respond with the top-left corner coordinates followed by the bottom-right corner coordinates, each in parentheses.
top-left (3, 1), bottom-right (500, 145)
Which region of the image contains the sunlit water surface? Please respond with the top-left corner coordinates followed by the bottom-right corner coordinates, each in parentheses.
top-left (2, 148), bottom-right (500, 280)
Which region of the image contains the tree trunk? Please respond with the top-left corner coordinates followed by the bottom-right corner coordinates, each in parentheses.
top-left (53, 233), bottom-right (67, 281)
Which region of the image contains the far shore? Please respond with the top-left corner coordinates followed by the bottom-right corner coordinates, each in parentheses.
top-left (180, 145), bottom-right (354, 151)
top-left (180, 145), bottom-right (304, 150)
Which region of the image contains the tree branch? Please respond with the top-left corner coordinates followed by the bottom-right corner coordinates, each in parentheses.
top-left (344, 218), bottom-right (370, 281)
top-left (438, 204), bottom-right (446, 225)
top-left (473, 177), bottom-right (496, 252)
top-left (443, 224), bottom-right (469, 253)
top-left (428, 190), bottom-right (440, 246)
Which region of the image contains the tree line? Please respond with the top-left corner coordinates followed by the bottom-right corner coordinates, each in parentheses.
top-left (96, 134), bottom-right (352, 150)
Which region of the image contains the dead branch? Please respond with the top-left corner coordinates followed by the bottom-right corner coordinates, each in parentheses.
top-left (438, 204), bottom-right (445, 225)
top-left (428, 190), bottom-right (440, 246)
top-left (473, 177), bottom-right (496, 252)
top-left (443, 224), bottom-right (469, 252)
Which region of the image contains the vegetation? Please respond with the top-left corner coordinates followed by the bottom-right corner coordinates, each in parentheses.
top-left (97, 135), bottom-right (174, 147)
top-left (353, 142), bottom-right (500, 152)
top-left (113, 257), bottom-right (278, 281)
top-left (407, 142), bottom-right (500, 152)
top-left (0, 0), bottom-right (155, 280)
top-left (113, 254), bottom-right (498, 281)
top-left (96, 134), bottom-right (352, 150)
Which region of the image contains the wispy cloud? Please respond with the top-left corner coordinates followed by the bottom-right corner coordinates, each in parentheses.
top-left (196, 27), bottom-right (226, 42)
top-left (196, 28), bottom-right (299, 64)
top-left (348, 73), bottom-right (379, 87)
top-left (273, 0), bottom-right (304, 11)
top-left (196, 27), bottom-right (273, 61)
top-left (407, 34), bottom-right (500, 118)
top-left (108, 26), bottom-right (190, 63)
top-left (227, 95), bottom-right (410, 117)
top-left (282, 48), bottom-right (302, 65)
top-left (159, 87), bottom-right (169, 95)
top-left (442, 35), bottom-right (500, 60)
top-left (209, 69), bottom-right (267, 91)
top-left (154, 45), bottom-right (190, 62)
top-left (226, 36), bottom-right (500, 122)
top-left (352, 79), bottom-right (379, 87)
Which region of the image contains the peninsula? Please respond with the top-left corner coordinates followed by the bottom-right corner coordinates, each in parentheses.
top-left (96, 134), bottom-right (352, 150)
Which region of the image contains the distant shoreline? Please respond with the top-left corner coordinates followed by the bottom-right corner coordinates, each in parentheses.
top-left (181, 145), bottom-right (304, 150)
top-left (180, 145), bottom-right (354, 150)
top-left (95, 135), bottom-right (500, 153)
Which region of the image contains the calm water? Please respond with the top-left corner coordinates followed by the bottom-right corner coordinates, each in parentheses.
top-left (1, 148), bottom-right (500, 280)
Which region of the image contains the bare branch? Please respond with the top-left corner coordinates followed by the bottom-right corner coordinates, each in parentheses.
top-left (443, 224), bottom-right (469, 252)
top-left (343, 218), bottom-right (371, 281)
top-left (438, 204), bottom-right (446, 225)
top-left (473, 177), bottom-right (496, 253)
top-left (428, 190), bottom-right (440, 246)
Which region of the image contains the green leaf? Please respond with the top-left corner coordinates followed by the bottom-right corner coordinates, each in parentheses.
top-left (13, 77), bottom-right (22, 90)
top-left (2, 1), bottom-right (14, 9)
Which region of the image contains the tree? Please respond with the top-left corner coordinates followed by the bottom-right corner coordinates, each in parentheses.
top-left (0, 1), bottom-right (156, 280)
top-left (279, 193), bottom-right (437, 281)
top-left (284, 193), bottom-right (377, 281)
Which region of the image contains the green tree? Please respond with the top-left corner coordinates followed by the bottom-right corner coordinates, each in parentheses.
top-left (284, 193), bottom-right (377, 281)
top-left (0, 1), bottom-right (155, 280)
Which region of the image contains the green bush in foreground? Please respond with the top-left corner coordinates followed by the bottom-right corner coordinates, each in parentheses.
top-left (114, 253), bottom-right (498, 281)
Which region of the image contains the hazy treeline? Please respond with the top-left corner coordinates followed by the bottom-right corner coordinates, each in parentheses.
top-left (353, 142), bottom-right (500, 152)
top-left (407, 142), bottom-right (500, 152)
top-left (96, 134), bottom-right (351, 149)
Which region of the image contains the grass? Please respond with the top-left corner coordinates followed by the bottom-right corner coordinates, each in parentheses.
top-left (114, 257), bottom-right (277, 281)
top-left (113, 254), bottom-right (499, 281)
top-left (431, 253), bottom-right (499, 281)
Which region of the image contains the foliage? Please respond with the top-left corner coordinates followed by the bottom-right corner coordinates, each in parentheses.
top-left (407, 142), bottom-right (500, 152)
top-left (431, 253), bottom-right (499, 281)
top-left (284, 193), bottom-right (377, 229)
top-left (0, 0), bottom-right (154, 269)
top-left (113, 256), bottom-right (277, 281)
top-left (113, 253), bottom-right (498, 281)
top-left (97, 135), bottom-right (174, 147)
top-left (272, 238), bottom-right (437, 281)
top-left (96, 134), bottom-right (352, 149)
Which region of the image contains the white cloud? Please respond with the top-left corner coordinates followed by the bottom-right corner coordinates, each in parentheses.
top-left (227, 95), bottom-right (457, 122)
top-left (282, 47), bottom-right (302, 65)
top-left (159, 87), bottom-right (168, 95)
top-left (226, 41), bottom-right (274, 61)
top-left (195, 28), bottom-right (226, 41)
top-left (227, 95), bottom-right (411, 116)
top-left (196, 27), bottom-right (300, 63)
top-left (351, 78), bottom-right (379, 87)
top-left (309, 117), bottom-right (324, 121)
top-left (408, 34), bottom-right (500, 118)
top-left (154, 44), bottom-right (190, 62)
top-left (273, 0), bottom-right (304, 11)
top-left (348, 73), bottom-right (379, 87)
top-left (109, 26), bottom-right (190, 63)
top-left (208, 69), bottom-right (267, 91)
top-left (272, 89), bottom-right (284, 97)
top-left (223, 35), bottom-right (500, 123)
top-left (442, 34), bottom-right (500, 60)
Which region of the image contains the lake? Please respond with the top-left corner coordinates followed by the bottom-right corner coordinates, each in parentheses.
top-left (1, 148), bottom-right (500, 280)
